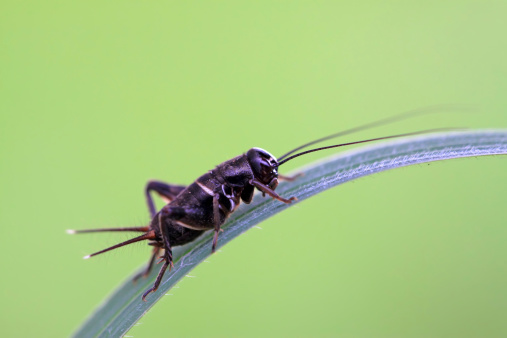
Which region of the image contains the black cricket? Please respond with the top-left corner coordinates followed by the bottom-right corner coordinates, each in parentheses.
top-left (70, 108), bottom-right (457, 301)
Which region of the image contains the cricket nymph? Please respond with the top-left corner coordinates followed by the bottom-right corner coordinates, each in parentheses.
top-left (149, 148), bottom-right (294, 248)
top-left (76, 147), bottom-right (298, 300)
top-left (141, 148), bottom-right (298, 299)
top-left (71, 106), bottom-right (456, 301)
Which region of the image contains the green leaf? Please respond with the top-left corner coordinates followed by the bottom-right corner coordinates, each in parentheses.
top-left (73, 130), bottom-right (507, 337)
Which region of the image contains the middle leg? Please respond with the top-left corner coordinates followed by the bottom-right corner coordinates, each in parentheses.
top-left (212, 193), bottom-right (222, 253)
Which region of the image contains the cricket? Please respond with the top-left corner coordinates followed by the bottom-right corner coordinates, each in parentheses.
top-left (69, 107), bottom-right (458, 301)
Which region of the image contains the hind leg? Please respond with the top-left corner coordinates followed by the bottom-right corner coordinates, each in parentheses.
top-left (145, 180), bottom-right (186, 217)
top-left (133, 245), bottom-right (161, 282)
top-left (141, 206), bottom-right (177, 301)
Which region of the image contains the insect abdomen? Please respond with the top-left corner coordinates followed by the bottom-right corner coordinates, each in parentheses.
top-left (165, 220), bottom-right (204, 246)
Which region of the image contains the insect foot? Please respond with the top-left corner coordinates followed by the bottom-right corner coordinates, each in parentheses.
top-left (142, 286), bottom-right (157, 302)
top-left (157, 253), bottom-right (174, 269)
top-left (141, 250), bottom-right (174, 301)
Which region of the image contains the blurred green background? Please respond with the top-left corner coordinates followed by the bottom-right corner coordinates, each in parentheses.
top-left (1, 1), bottom-right (507, 337)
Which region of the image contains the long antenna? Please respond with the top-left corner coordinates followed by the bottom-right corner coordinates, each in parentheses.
top-left (277, 128), bottom-right (463, 166)
top-left (277, 104), bottom-right (471, 161)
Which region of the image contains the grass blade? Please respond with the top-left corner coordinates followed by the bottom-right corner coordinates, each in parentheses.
top-left (73, 130), bottom-right (507, 337)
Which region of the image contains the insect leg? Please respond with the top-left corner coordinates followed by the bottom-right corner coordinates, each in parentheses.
top-left (142, 260), bottom-right (170, 301)
top-left (142, 209), bottom-right (174, 301)
top-left (250, 178), bottom-right (297, 204)
top-left (278, 173), bottom-right (303, 181)
top-left (240, 184), bottom-right (255, 204)
top-left (212, 193), bottom-right (221, 253)
top-left (145, 180), bottom-right (186, 218)
top-left (133, 245), bottom-right (161, 282)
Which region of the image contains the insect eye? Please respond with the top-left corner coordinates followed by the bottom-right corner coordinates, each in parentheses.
top-left (260, 159), bottom-right (274, 172)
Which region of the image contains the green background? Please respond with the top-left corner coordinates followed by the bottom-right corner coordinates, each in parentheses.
top-left (1, 1), bottom-right (507, 337)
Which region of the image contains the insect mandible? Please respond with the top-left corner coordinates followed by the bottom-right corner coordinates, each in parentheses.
top-left (69, 107), bottom-right (458, 301)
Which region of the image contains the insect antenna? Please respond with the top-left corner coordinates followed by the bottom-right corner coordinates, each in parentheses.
top-left (277, 104), bottom-right (471, 161)
top-left (66, 226), bottom-right (149, 234)
top-left (82, 230), bottom-right (157, 259)
top-left (277, 128), bottom-right (463, 166)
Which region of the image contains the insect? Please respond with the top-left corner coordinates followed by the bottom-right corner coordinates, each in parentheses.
top-left (69, 107), bottom-right (459, 301)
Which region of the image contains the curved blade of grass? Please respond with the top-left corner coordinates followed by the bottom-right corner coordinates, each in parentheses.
top-left (74, 130), bottom-right (507, 337)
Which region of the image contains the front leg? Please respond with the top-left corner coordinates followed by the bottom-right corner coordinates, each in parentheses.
top-left (250, 178), bottom-right (297, 204)
top-left (278, 173), bottom-right (303, 181)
